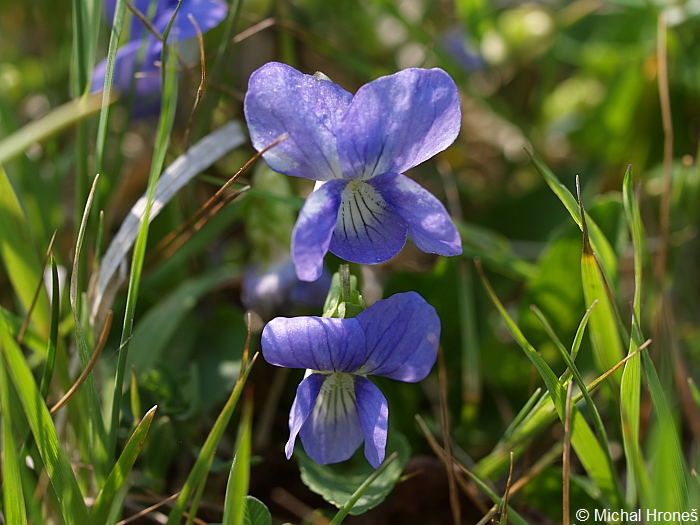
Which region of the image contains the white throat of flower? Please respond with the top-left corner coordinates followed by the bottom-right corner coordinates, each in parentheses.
top-left (306, 370), bottom-right (357, 424)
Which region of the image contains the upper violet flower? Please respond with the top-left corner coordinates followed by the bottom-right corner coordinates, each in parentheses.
top-left (244, 63), bottom-right (463, 282)
top-left (261, 292), bottom-right (440, 467)
top-left (92, 0), bottom-right (227, 114)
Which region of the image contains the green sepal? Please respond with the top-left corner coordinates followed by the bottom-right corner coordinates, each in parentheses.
top-left (322, 265), bottom-right (366, 319)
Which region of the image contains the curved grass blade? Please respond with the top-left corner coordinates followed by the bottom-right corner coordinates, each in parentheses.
top-left (87, 405), bottom-right (157, 525)
top-left (88, 120), bottom-right (245, 329)
top-left (0, 310), bottom-right (88, 524)
top-left (530, 305), bottom-right (617, 488)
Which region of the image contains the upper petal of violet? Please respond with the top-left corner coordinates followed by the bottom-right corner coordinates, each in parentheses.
top-left (262, 316), bottom-right (367, 373)
top-left (244, 62), bottom-right (353, 181)
top-left (355, 292), bottom-right (440, 382)
top-left (336, 68), bottom-right (461, 179)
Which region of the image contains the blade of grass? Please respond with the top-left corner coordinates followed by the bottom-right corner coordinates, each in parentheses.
top-left (108, 31), bottom-right (180, 460)
top-left (641, 347), bottom-right (689, 510)
top-left (88, 120), bottom-right (246, 330)
top-left (0, 310), bottom-right (88, 524)
top-left (0, 94), bottom-right (108, 166)
top-left (329, 453), bottom-right (399, 525)
top-left (577, 178), bottom-right (625, 383)
top-left (476, 341), bottom-right (648, 481)
top-left (620, 165), bottom-right (651, 506)
top-left (0, 348), bottom-right (28, 525)
top-left (87, 405), bottom-right (157, 525)
top-left (94, 0), bottom-right (127, 177)
top-left (527, 149), bottom-right (617, 284)
top-left (222, 396), bottom-right (254, 525)
top-left (70, 174), bottom-right (109, 485)
top-left (39, 256), bottom-right (60, 399)
top-left (529, 305), bottom-right (617, 475)
top-left (0, 165), bottom-right (50, 336)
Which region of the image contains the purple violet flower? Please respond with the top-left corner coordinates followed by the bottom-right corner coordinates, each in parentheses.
top-left (92, 0), bottom-right (227, 112)
top-left (261, 292), bottom-right (440, 467)
top-left (244, 63), bottom-right (463, 282)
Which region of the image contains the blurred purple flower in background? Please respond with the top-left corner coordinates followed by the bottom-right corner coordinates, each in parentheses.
top-left (261, 292), bottom-right (440, 467)
top-left (241, 257), bottom-right (332, 320)
top-left (91, 0), bottom-right (227, 113)
top-left (244, 63), bottom-right (463, 282)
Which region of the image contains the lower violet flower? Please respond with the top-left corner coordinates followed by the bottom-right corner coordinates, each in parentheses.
top-left (261, 291), bottom-right (440, 467)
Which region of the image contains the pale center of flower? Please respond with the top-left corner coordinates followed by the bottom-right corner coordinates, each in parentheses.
top-left (337, 180), bottom-right (388, 233)
top-left (313, 372), bottom-right (357, 424)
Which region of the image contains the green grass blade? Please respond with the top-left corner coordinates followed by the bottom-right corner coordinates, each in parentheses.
top-left (0, 94), bottom-right (106, 166)
top-left (619, 165), bottom-right (650, 506)
top-left (641, 349), bottom-right (689, 510)
top-left (0, 311), bottom-right (88, 524)
top-left (1, 349), bottom-right (27, 525)
top-left (93, 0), bottom-right (127, 176)
top-left (165, 354), bottom-right (258, 525)
top-left (223, 397), bottom-right (254, 525)
top-left (455, 465), bottom-right (531, 525)
top-left (579, 192), bottom-right (625, 383)
top-left (527, 149), bottom-right (617, 283)
top-left (70, 175), bottom-right (108, 485)
top-left (109, 38), bottom-right (179, 460)
top-left (478, 264), bottom-right (621, 506)
top-left (329, 452), bottom-right (401, 525)
top-left (87, 405), bottom-right (157, 525)
top-left (39, 257), bottom-right (60, 399)
top-left (70, 0), bottom-right (101, 96)
top-left (530, 304), bottom-right (617, 481)
top-left (0, 165), bottom-right (49, 336)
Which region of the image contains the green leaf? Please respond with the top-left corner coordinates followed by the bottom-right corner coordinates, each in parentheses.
top-left (244, 496), bottom-right (272, 525)
top-left (87, 405), bottom-right (157, 525)
top-left (0, 310), bottom-right (88, 524)
top-left (298, 430), bottom-right (410, 516)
